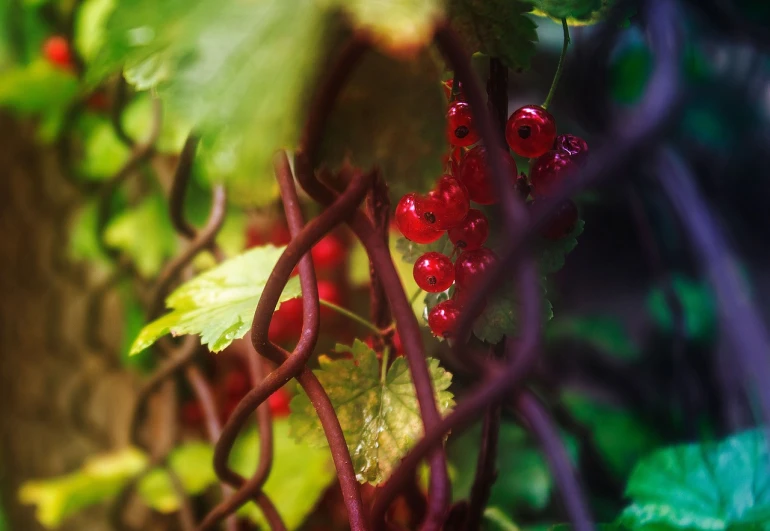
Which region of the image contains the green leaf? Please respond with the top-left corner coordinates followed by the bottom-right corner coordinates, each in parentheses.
top-left (104, 194), bottom-right (178, 278)
top-left (484, 507), bottom-right (521, 530)
top-left (538, 219), bottom-right (584, 275)
top-left (448, 421), bottom-right (573, 512)
top-left (646, 275), bottom-right (717, 345)
top-left (68, 200), bottom-right (112, 267)
top-left (290, 339), bottom-right (454, 484)
top-left (75, 0), bottom-right (116, 63)
top-left (472, 281), bottom-right (553, 344)
top-left (130, 244), bottom-right (302, 354)
top-left (395, 234), bottom-right (453, 264)
top-left (89, 0), bottom-right (333, 205)
top-left (621, 428), bottom-right (770, 530)
top-left (230, 420), bottom-right (335, 529)
top-left (547, 315), bottom-right (639, 360)
top-left (78, 119), bottom-right (131, 179)
top-left (137, 442), bottom-right (217, 513)
top-left (562, 392), bottom-right (661, 477)
top-left (319, 50), bottom-right (445, 202)
top-left (323, 0), bottom-right (444, 54)
top-left (448, 0), bottom-right (538, 71)
top-left (18, 448), bottom-right (147, 528)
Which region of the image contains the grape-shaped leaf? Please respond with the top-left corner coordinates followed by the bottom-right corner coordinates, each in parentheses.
top-left (18, 448), bottom-right (148, 528)
top-left (621, 428), bottom-right (770, 530)
top-left (290, 339), bottom-right (454, 484)
top-left (129, 245), bottom-right (302, 354)
top-left (448, 0), bottom-right (538, 71)
top-left (104, 193), bottom-right (178, 277)
top-left (89, 0), bottom-right (333, 205)
top-left (324, 0), bottom-right (444, 55)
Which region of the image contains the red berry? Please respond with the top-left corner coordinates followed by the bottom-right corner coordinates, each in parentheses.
top-left (446, 102), bottom-right (479, 147)
top-left (457, 146), bottom-right (518, 205)
top-left (395, 193), bottom-right (442, 244)
top-left (268, 387), bottom-right (291, 417)
top-left (554, 134), bottom-right (589, 164)
top-left (505, 105), bottom-right (557, 158)
top-left (318, 280), bottom-right (342, 316)
top-left (529, 150), bottom-right (578, 197)
top-left (43, 36), bottom-right (73, 69)
top-left (269, 298), bottom-right (303, 342)
top-left (413, 252), bottom-right (454, 293)
top-left (455, 248), bottom-right (498, 291)
top-left (452, 287), bottom-right (486, 316)
top-left (428, 300), bottom-right (462, 339)
top-left (181, 401), bottom-right (203, 426)
top-left (416, 175), bottom-right (469, 230)
top-left (539, 200), bottom-right (579, 240)
top-left (448, 209), bottom-right (489, 251)
top-left (311, 234), bottom-right (346, 270)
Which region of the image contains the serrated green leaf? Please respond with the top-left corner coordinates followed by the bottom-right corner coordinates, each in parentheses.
top-left (621, 428), bottom-right (770, 530)
top-left (89, 0), bottom-right (333, 205)
top-left (323, 0), bottom-right (443, 55)
top-left (448, 0), bottom-right (538, 71)
top-left (290, 339), bottom-right (454, 484)
top-left (548, 315), bottom-right (639, 360)
top-left (18, 448), bottom-right (147, 528)
top-left (230, 420), bottom-right (335, 529)
top-left (472, 282), bottom-right (553, 344)
top-left (104, 194), bottom-right (178, 278)
top-left (130, 245), bottom-right (302, 354)
top-left (319, 51), bottom-right (445, 201)
top-left (538, 219), bottom-right (584, 275)
top-left (395, 234), bottom-right (453, 264)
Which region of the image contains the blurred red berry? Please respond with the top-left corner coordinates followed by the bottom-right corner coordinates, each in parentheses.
top-left (43, 36), bottom-right (73, 69)
top-left (269, 387), bottom-right (291, 417)
top-left (311, 235), bottom-right (346, 270)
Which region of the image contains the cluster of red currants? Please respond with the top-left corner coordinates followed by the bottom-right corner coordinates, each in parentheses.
top-left (396, 80), bottom-right (588, 339)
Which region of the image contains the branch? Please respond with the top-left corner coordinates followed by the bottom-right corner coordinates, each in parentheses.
top-left (514, 392), bottom-right (593, 531)
top-left (169, 135), bottom-right (203, 240)
top-left (463, 405), bottom-right (500, 530)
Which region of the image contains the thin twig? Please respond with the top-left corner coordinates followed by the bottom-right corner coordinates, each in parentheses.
top-left (463, 405), bottom-right (501, 530)
top-left (543, 19), bottom-right (571, 110)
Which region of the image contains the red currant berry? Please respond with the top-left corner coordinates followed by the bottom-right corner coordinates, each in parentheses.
top-left (448, 209), bottom-right (489, 250)
top-left (452, 287), bottom-right (486, 316)
top-left (395, 193), bottom-right (442, 244)
top-left (539, 200), bottom-right (579, 240)
top-left (181, 401), bottom-right (203, 427)
top-left (311, 234), bottom-right (346, 270)
top-left (224, 371), bottom-right (249, 398)
top-left (416, 175), bottom-right (469, 230)
top-left (529, 150), bottom-right (578, 197)
top-left (318, 280), bottom-right (342, 317)
top-left (447, 102), bottom-right (479, 147)
top-left (413, 252), bottom-right (454, 292)
top-left (268, 387), bottom-right (291, 417)
top-left (43, 36), bottom-right (72, 69)
top-left (455, 248), bottom-right (498, 291)
top-left (505, 105), bottom-right (557, 158)
top-left (458, 146), bottom-right (518, 205)
top-left (554, 134), bottom-right (589, 163)
top-left (269, 297), bottom-right (303, 342)
top-left (428, 300), bottom-right (461, 339)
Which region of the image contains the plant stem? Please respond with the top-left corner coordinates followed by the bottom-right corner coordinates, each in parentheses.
top-left (380, 346), bottom-right (391, 382)
top-left (319, 299), bottom-right (384, 337)
top-left (409, 287), bottom-right (423, 306)
top-left (542, 19), bottom-right (571, 110)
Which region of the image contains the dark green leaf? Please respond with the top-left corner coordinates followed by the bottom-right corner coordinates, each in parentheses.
top-left (621, 428), bottom-right (770, 530)
top-left (130, 245), bottom-right (302, 354)
top-left (563, 392), bottom-right (661, 477)
top-left (538, 219), bottom-right (584, 275)
top-left (472, 281), bottom-right (553, 344)
top-left (319, 51), bottom-right (446, 202)
top-left (646, 275), bottom-right (717, 344)
top-left (448, 0), bottom-right (538, 71)
top-left (548, 315), bottom-right (640, 360)
top-left (290, 339), bottom-right (454, 484)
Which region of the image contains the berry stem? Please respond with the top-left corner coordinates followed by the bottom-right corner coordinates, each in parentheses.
top-left (318, 299), bottom-right (386, 337)
top-left (542, 18), bottom-right (571, 111)
top-left (380, 346), bottom-right (391, 382)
